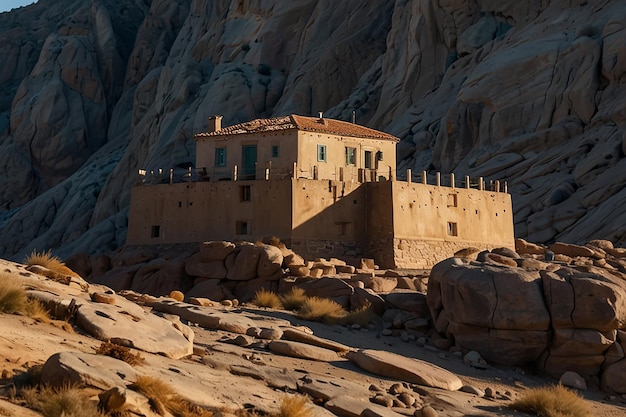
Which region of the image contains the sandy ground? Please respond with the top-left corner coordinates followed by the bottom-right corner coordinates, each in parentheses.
top-left (0, 303), bottom-right (625, 417)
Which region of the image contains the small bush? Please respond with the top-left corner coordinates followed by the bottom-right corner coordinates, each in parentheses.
top-left (510, 385), bottom-right (590, 417)
top-left (280, 287), bottom-right (307, 311)
top-left (252, 289), bottom-right (282, 309)
top-left (21, 384), bottom-right (105, 417)
top-left (276, 394), bottom-right (311, 417)
top-left (0, 277), bottom-right (29, 314)
top-left (129, 375), bottom-right (213, 417)
top-left (24, 250), bottom-right (80, 278)
top-left (95, 341), bottom-right (144, 366)
top-left (0, 273), bottom-right (50, 322)
top-left (297, 297), bottom-right (347, 324)
top-left (340, 302), bottom-right (379, 327)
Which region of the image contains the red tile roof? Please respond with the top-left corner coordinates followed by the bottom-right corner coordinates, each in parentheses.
top-left (194, 115), bottom-right (398, 142)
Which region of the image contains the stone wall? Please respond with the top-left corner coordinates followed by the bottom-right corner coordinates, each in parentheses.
top-left (393, 239), bottom-right (507, 269)
top-left (288, 239), bottom-right (365, 265)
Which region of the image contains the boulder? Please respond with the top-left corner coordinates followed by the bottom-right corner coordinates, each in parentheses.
top-left (325, 395), bottom-right (405, 417)
top-left (428, 261), bottom-right (550, 334)
top-left (76, 298), bottom-right (194, 359)
top-left (268, 340), bottom-right (339, 362)
top-left (447, 322), bottom-right (549, 365)
top-left (385, 291), bottom-right (429, 316)
top-left (282, 328), bottom-right (353, 352)
top-left (226, 244), bottom-right (261, 280)
top-left (601, 358), bottom-right (626, 394)
top-left (186, 279), bottom-right (230, 301)
top-left (515, 238), bottom-right (545, 255)
top-left (257, 244), bottom-right (284, 277)
top-left (150, 299), bottom-right (256, 334)
top-left (551, 328), bottom-right (616, 356)
top-left (484, 253), bottom-right (518, 267)
top-left (542, 268), bottom-right (626, 331)
top-left (347, 349), bottom-right (463, 391)
top-left (40, 352), bottom-right (138, 390)
top-left (185, 253), bottom-right (227, 279)
top-left (559, 371), bottom-right (587, 390)
top-left (549, 242), bottom-right (597, 258)
top-left (199, 241), bottom-right (236, 262)
top-left (132, 257), bottom-right (192, 296)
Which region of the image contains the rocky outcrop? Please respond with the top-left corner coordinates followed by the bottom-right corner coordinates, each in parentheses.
top-left (0, 1), bottom-right (625, 260)
top-left (427, 239), bottom-right (626, 391)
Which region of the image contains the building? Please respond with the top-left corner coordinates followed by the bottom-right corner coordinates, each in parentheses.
top-left (127, 114), bottom-right (514, 269)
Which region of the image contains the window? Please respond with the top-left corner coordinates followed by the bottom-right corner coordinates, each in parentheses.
top-left (447, 193), bottom-right (458, 207)
top-left (151, 225), bottom-right (160, 238)
top-left (364, 150), bottom-right (372, 169)
top-left (317, 144), bottom-right (327, 162)
top-left (271, 145), bottom-right (279, 158)
top-left (240, 185), bottom-right (251, 202)
top-left (215, 147), bottom-right (227, 167)
top-left (345, 147), bottom-right (356, 165)
top-left (236, 221), bottom-right (249, 235)
top-left (447, 222), bottom-right (458, 236)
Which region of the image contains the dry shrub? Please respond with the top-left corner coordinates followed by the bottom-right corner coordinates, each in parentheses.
top-left (279, 287), bottom-right (307, 311)
top-left (340, 302), bottom-right (379, 327)
top-left (129, 375), bottom-right (213, 417)
top-left (24, 250), bottom-right (80, 278)
top-left (0, 273), bottom-right (50, 322)
top-left (510, 385), bottom-right (590, 417)
top-left (252, 289), bottom-right (282, 309)
top-left (95, 341), bottom-right (144, 366)
top-left (21, 384), bottom-right (105, 417)
top-left (276, 394), bottom-right (311, 417)
top-left (297, 297), bottom-right (347, 324)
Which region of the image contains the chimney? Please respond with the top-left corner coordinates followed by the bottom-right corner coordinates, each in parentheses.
top-left (208, 115), bottom-right (223, 132)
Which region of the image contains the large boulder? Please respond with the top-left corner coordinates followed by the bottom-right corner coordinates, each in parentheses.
top-left (199, 241), bottom-right (236, 262)
top-left (226, 244), bottom-right (261, 281)
top-left (76, 295), bottom-right (194, 359)
top-left (347, 349), bottom-right (463, 391)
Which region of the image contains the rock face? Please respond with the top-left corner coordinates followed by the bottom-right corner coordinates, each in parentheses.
top-left (1, 1), bottom-right (626, 260)
top-left (427, 242), bottom-right (626, 388)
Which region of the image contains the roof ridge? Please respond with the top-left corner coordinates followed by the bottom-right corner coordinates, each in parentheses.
top-left (194, 114), bottom-right (398, 141)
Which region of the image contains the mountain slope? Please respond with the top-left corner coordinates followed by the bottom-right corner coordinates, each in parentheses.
top-left (0, 0), bottom-right (624, 260)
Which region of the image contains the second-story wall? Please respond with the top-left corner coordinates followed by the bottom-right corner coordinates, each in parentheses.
top-left (297, 131), bottom-right (396, 181)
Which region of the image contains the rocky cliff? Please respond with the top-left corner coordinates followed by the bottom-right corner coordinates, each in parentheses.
top-left (0, 0), bottom-right (624, 260)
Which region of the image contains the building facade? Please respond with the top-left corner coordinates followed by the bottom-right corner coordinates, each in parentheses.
top-left (127, 114), bottom-right (514, 268)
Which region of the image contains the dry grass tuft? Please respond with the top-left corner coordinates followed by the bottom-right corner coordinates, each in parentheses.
top-left (0, 273), bottom-right (50, 322)
top-left (297, 297), bottom-right (347, 324)
top-left (95, 341), bottom-right (144, 366)
top-left (129, 375), bottom-right (213, 417)
top-left (510, 384), bottom-right (590, 417)
top-left (24, 250), bottom-right (80, 278)
top-left (276, 394), bottom-right (311, 417)
top-left (279, 287), bottom-right (307, 311)
top-left (252, 289), bottom-right (283, 309)
top-left (340, 302), bottom-right (379, 327)
top-left (21, 384), bottom-right (105, 417)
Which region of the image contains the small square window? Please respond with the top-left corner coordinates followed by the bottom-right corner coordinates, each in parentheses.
top-left (447, 222), bottom-right (458, 236)
top-left (271, 145), bottom-right (279, 158)
top-left (151, 225), bottom-right (160, 238)
top-left (240, 185), bottom-right (251, 201)
top-left (236, 221), bottom-right (249, 235)
top-left (345, 147), bottom-right (356, 166)
top-left (317, 144), bottom-right (327, 162)
top-left (447, 193), bottom-right (458, 207)
top-left (215, 147), bottom-right (227, 167)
